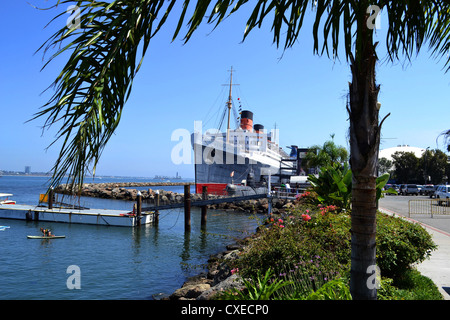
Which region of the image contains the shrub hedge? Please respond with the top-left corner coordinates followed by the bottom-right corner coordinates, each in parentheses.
top-left (231, 206), bottom-right (437, 298)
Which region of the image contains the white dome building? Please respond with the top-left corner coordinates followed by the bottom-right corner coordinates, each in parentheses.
top-left (379, 145), bottom-right (426, 161)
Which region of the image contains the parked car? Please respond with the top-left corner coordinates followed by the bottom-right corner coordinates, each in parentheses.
top-left (430, 185), bottom-right (440, 198)
top-left (401, 184), bottom-right (419, 195)
top-left (422, 184), bottom-right (435, 196)
top-left (384, 184), bottom-right (398, 195)
top-left (392, 184), bottom-right (400, 194)
top-left (435, 185), bottom-right (450, 205)
top-left (417, 185), bottom-right (423, 195)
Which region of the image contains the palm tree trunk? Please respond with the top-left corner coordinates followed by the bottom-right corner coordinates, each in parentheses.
top-left (348, 19), bottom-right (380, 300)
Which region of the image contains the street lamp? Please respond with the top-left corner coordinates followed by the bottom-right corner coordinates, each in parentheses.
top-left (424, 147), bottom-right (430, 184)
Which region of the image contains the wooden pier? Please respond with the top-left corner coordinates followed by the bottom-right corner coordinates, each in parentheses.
top-left (142, 185), bottom-right (268, 231)
top-left (0, 184), bottom-right (278, 230)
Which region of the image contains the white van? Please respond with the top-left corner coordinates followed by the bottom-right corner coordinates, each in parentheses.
top-left (435, 185), bottom-right (450, 205)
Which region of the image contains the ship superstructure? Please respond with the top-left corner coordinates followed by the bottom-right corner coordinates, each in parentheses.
top-left (191, 68), bottom-right (296, 194)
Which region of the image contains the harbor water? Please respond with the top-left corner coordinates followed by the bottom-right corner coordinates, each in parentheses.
top-left (0, 176), bottom-right (261, 299)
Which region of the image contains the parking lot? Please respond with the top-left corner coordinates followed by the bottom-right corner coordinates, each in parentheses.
top-left (379, 195), bottom-right (450, 234)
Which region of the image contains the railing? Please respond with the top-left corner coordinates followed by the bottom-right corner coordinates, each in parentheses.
top-left (408, 199), bottom-right (450, 217)
top-left (272, 187), bottom-right (305, 199)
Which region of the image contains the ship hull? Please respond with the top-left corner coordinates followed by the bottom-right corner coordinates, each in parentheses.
top-left (193, 141), bottom-right (282, 195)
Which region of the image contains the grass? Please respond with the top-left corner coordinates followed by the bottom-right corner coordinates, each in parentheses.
top-left (379, 269), bottom-right (444, 300)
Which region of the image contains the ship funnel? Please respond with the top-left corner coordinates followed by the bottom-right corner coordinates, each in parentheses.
top-left (254, 124), bottom-right (264, 133)
top-left (240, 110), bottom-right (253, 131)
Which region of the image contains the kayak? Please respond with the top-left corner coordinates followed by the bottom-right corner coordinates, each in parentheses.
top-left (27, 235), bottom-right (65, 239)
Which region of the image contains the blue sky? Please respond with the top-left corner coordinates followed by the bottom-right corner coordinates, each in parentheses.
top-left (1, 1), bottom-right (449, 179)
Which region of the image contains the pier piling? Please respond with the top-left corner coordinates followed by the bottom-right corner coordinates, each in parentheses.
top-left (155, 191), bottom-right (160, 225)
top-left (136, 191), bottom-right (142, 226)
top-left (48, 187), bottom-right (54, 209)
top-left (184, 185), bottom-right (191, 231)
top-left (201, 186), bottom-right (207, 228)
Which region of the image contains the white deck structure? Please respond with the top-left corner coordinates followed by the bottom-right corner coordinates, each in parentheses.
top-left (0, 204), bottom-right (154, 227)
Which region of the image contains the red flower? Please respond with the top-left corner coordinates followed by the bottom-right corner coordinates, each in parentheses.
top-left (301, 214), bottom-right (311, 222)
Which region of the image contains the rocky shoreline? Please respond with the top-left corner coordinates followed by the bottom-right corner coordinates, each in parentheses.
top-left (55, 183), bottom-right (296, 214)
top-left (167, 241), bottom-right (249, 300)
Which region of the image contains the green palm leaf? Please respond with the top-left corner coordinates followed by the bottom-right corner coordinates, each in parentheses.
top-left (32, 0), bottom-right (172, 191)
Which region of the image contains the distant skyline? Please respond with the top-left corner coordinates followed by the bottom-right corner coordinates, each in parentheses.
top-left (1, 2), bottom-right (449, 179)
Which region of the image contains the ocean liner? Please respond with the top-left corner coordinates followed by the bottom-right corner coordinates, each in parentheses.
top-left (191, 68), bottom-right (298, 195)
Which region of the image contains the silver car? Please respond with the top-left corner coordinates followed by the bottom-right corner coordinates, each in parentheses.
top-left (403, 184), bottom-right (419, 196)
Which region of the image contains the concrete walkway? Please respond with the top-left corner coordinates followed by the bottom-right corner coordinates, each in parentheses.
top-left (379, 206), bottom-right (450, 300)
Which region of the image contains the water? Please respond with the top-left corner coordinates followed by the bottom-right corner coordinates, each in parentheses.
top-left (0, 176), bottom-right (261, 299)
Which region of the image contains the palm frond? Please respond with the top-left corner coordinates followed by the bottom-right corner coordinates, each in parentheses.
top-left (32, 0), bottom-right (170, 192)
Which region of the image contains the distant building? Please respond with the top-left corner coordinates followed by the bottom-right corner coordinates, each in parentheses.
top-left (379, 145), bottom-right (425, 161)
top-left (25, 166), bottom-right (31, 174)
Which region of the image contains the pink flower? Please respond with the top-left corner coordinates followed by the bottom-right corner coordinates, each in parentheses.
top-left (231, 268), bottom-right (239, 275)
top-left (301, 214), bottom-right (311, 222)
top-left (278, 218), bottom-right (283, 223)
top-left (279, 225), bottom-right (285, 228)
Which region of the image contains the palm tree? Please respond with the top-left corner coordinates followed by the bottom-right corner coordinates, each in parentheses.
top-left (34, 1), bottom-right (450, 299)
top-left (305, 135), bottom-right (349, 170)
top-left (439, 129), bottom-right (450, 152)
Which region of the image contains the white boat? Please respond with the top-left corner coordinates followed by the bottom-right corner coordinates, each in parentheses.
top-left (0, 193), bottom-right (16, 205)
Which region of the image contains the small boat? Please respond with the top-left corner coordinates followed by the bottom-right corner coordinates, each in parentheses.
top-left (0, 193), bottom-right (16, 205)
top-left (27, 235), bottom-right (66, 239)
top-left (0, 226), bottom-right (10, 231)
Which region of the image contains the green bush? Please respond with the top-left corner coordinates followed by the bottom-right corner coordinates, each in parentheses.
top-left (218, 268), bottom-right (352, 300)
top-left (234, 211), bottom-right (351, 282)
top-left (217, 268), bottom-right (293, 300)
top-left (378, 270), bottom-right (443, 300)
top-left (232, 208), bottom-right (437, 289)
top-left (307, 163), bottom-right (352, 210)
top-left (307, 163), bottom-right (395, 211)
top-left (376, 213), bottom-right (437, 278)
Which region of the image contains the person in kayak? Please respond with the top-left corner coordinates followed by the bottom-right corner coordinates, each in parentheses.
top-left (40, 228), bottom-right (53, 237)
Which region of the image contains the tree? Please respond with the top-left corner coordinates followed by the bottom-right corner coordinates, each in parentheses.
top-left (34, 1), bottom-right (450, 299)
top-left (391, 149), bottom-right (448, 184)
top-left (305, 136), bottom-right (349, 170)
top-left (377, 157), bottom-right (392, 176)
top-left (419, 149), bottom-right (448, 184)
top-left (391, 151), bottom-right (419, 183)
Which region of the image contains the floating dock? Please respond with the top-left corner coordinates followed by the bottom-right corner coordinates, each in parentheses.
top-left (0, 204), bottom-right (154, 227)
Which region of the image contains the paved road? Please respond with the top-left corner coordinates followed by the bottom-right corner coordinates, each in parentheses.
top-left (379, 195), bottom-right (450, 235)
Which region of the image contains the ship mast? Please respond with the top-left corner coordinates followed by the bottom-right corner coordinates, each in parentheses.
top-left (226, 67), bottom-right (234, 143)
